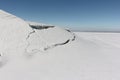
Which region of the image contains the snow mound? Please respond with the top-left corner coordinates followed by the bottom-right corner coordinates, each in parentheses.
top-left (26, 23), bottom-right (75, 53)
top-left (0, 10), bottom-right (75, 65)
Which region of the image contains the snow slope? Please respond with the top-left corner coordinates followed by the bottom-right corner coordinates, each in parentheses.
top-left (0, 32), bottom-right (120, 80)
top-left (0, 10), bottom-right (120, 80)
top-left (0, 10), bottom-right (33, 62)
top-left (0, 10), bottom-right (75, 66)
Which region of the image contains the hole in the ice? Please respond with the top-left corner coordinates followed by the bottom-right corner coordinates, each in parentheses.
top-left (29, 25), bottom-right (54, 30)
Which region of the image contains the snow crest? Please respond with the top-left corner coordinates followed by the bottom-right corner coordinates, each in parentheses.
top-left (0, 10), bottom-right (75, 66)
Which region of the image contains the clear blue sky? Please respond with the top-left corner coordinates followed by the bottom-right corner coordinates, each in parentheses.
top-left (0, 0), bottom-right (120, 30)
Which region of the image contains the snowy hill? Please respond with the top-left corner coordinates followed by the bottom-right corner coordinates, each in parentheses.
top-left (0, 10), bottom-right (120, 80)
top-left (0, 10), bottom-right (75, 65)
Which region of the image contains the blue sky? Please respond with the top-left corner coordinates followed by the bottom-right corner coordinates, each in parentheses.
top-left (0, 0), bottom-right (120, 30)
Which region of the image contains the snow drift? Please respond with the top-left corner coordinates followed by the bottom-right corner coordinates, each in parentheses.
top-left (0, 10), bottom-right (75, 64)
top-left (0, 10), bottom-right (120, 80)
top-left (0, 10), bottom-right (75, 65)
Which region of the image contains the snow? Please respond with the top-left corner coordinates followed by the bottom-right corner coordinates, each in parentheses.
top-left (0, 10), bottom-right (33, 60)
top-left (0, 10), bottom-right (75, 66)
top-left (0, 10), bottom-right (120, 80)
top-left (0, 10), bottom-right (75, 57)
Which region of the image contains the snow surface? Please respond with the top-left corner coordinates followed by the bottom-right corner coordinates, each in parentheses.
top-left (0, 10), bottom-right (120, 80)
top-left (0, 10), bottom-right (75, 58)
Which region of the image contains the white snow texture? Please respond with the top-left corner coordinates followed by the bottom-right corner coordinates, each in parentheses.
top-left (0, 10), bottom-right (120, 80)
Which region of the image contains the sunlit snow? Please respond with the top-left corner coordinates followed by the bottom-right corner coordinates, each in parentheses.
top-left (0, 10), bottom-right (120, 80)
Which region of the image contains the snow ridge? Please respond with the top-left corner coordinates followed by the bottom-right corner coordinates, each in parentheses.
top-left (0, 10), bottom-right (76, 66)
top-left (25, 23), bottom-right (76, 54)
